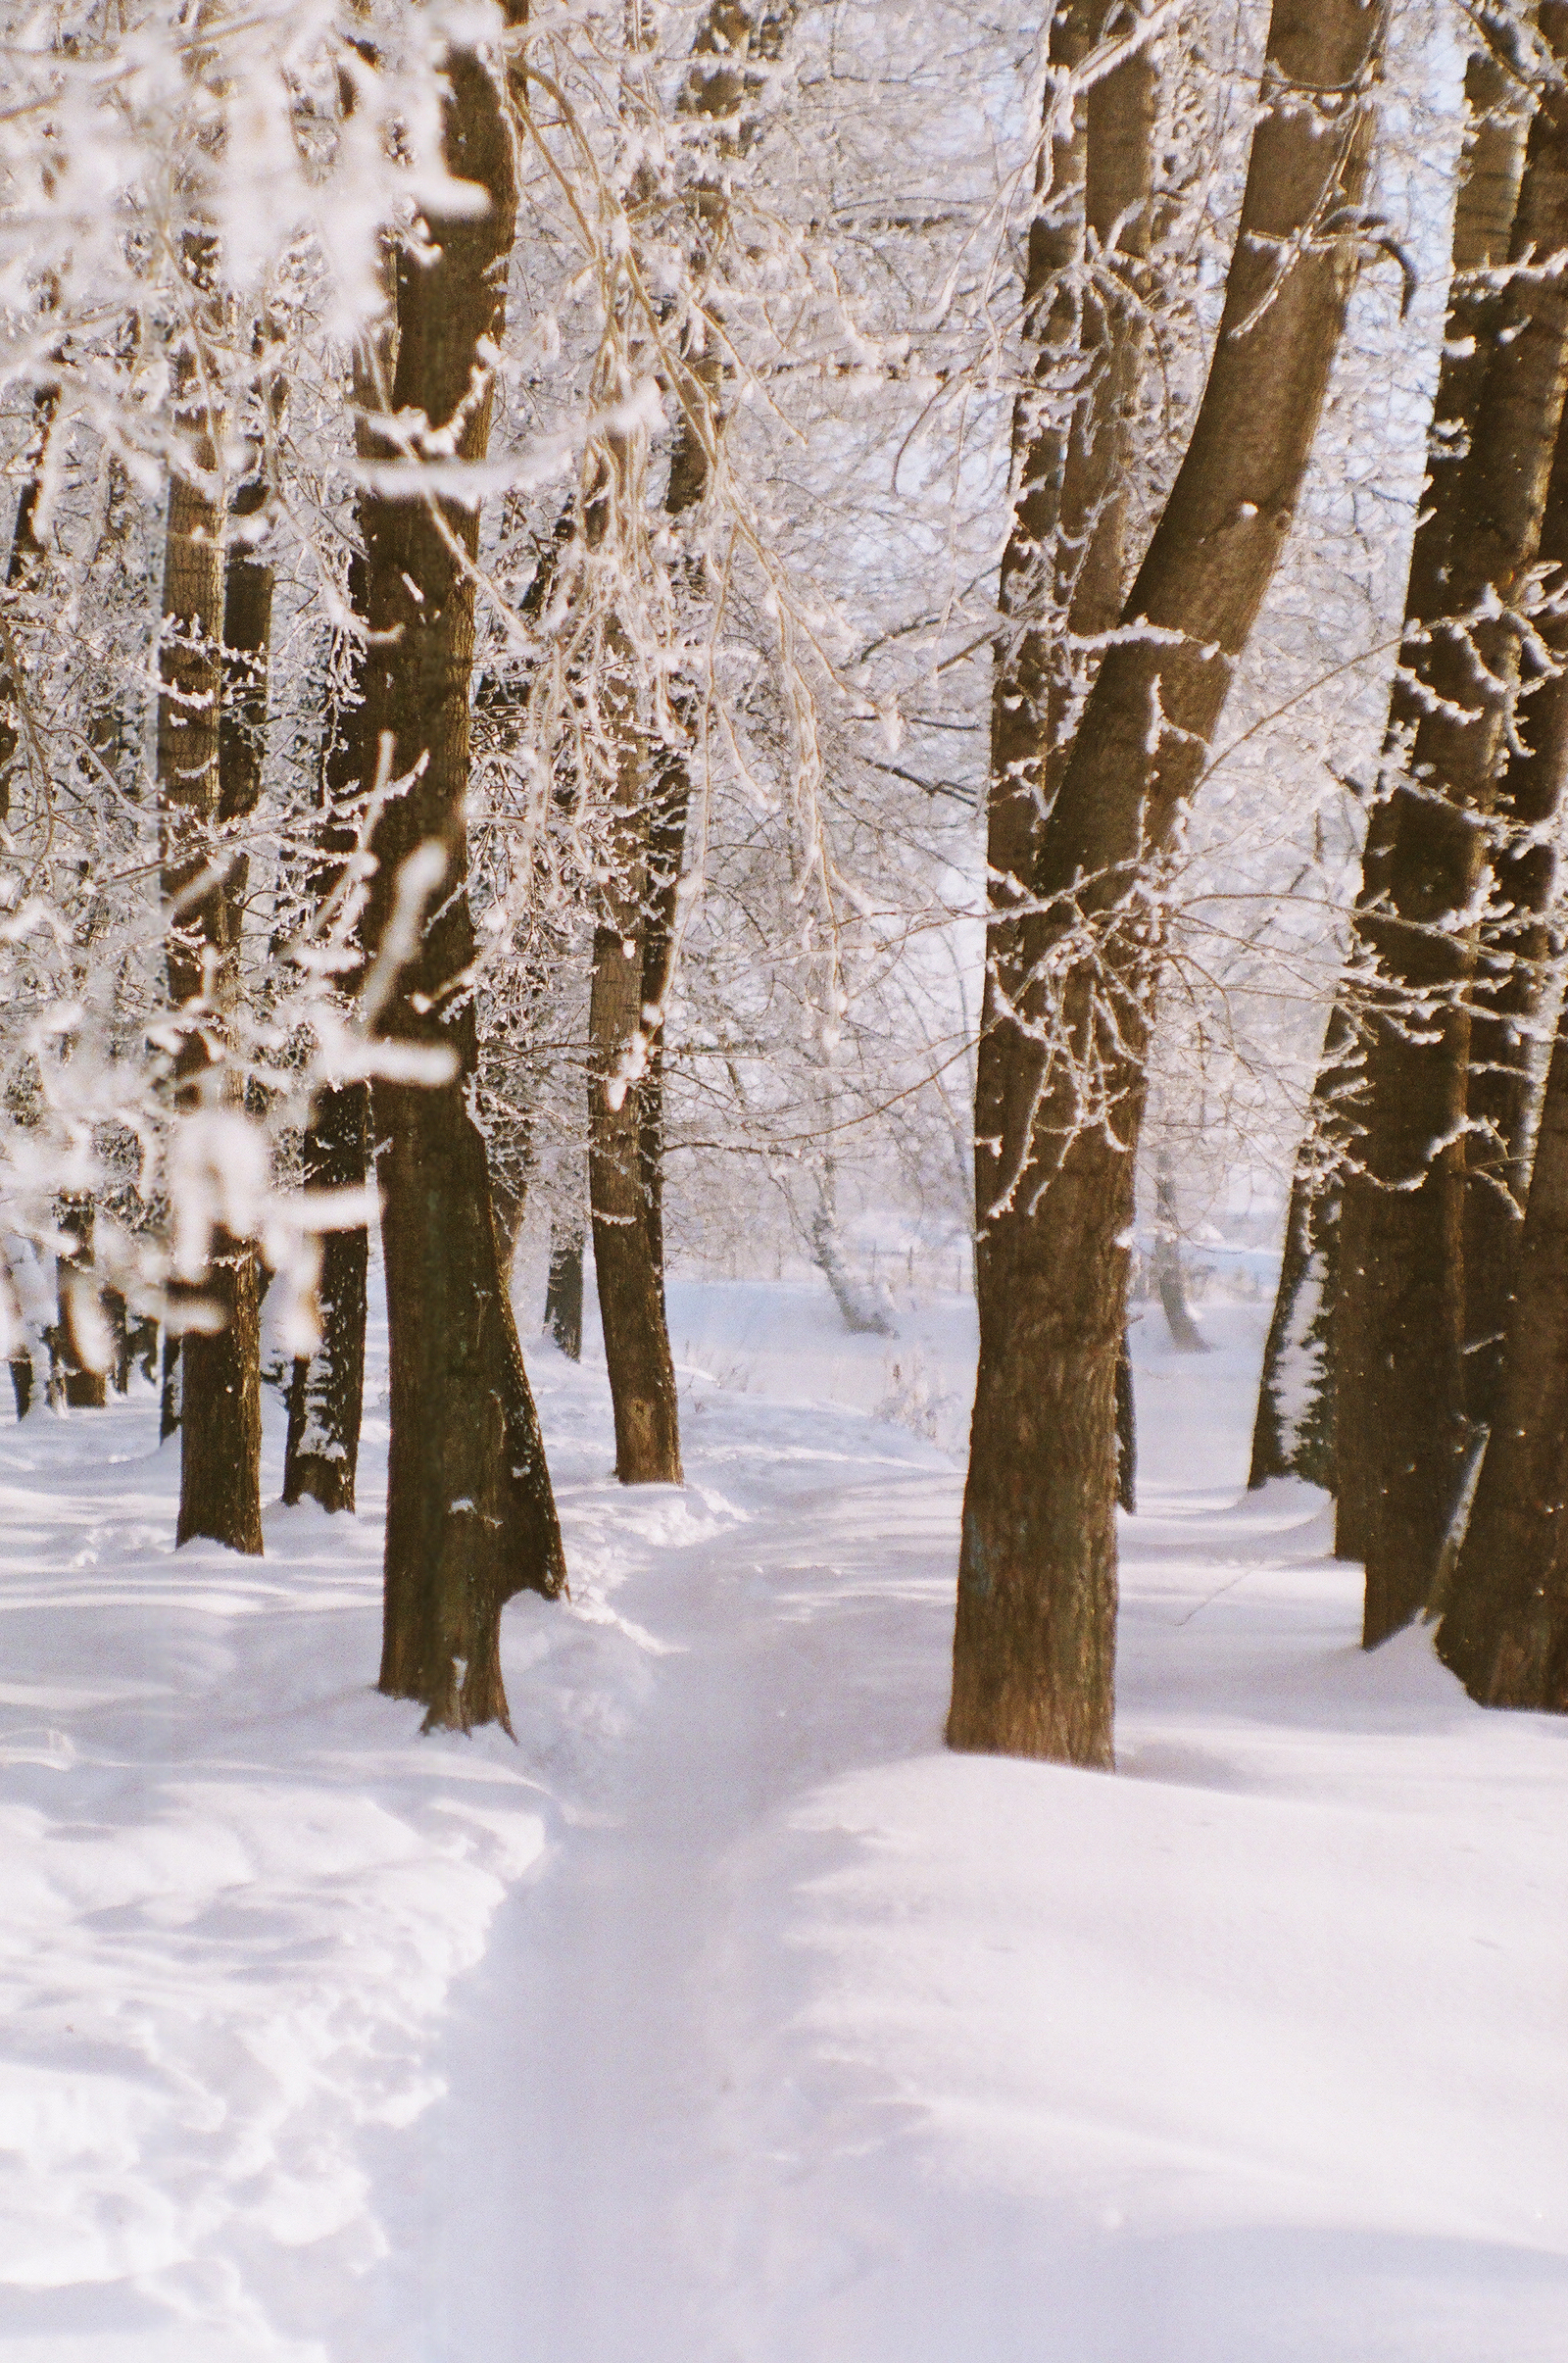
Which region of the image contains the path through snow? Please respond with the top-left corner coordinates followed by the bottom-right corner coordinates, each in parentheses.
top-left (1, 1280), bottom-right (1566, 2359)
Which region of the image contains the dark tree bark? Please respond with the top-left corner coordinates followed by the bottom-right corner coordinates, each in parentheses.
top-left (1438, 999), bottom-right (1568, 1705)
top-left (0, 379), bottom-right (55, 829)
top-left (1463, 399), bottom-right (1568, 1428)
top-left (1339, 13), bottom-right (1568, 1648)
top-left (283, 1083), bottom-right (368, 1513)
top-left (1250, 1167), bottom-right (1340, 1496)
top-left (544, 1214), bottom-right (584, 1360)
top-left (583, 1), bottom-right (794, 1480)
top-left (951, 0), bottom-right (1384, 1765)
top-left (282, 545), bottom-right (377, 1513)
top-left (1114, 1335), bottom-right (1136, 1515)
top-left (157, 265), bottom-right (265, 1556)
top-left (174, 367), bottom-right (279, 1539)
top-left (1270, 44), bottom-right (1530, 1537)
top-left (160, 1329), bottom-right (181, 1441)
top-left (359, 15), bottom-right (565, 1732)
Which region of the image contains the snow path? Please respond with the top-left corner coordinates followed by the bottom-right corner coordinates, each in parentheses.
top-left (3, 1282), bottom-right (1568, 2358)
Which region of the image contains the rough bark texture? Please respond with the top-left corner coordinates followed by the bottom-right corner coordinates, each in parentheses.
top-left (1438, 1005), bottom-right (1568, 1705)
top-left (361, 26), bottom-right (565, 1732)
top-left (583, 7), bottom-right (787, 1483)
top-left (158, 316), bottom-right (266, 1556)
top-left (1114, 1335), bottom-right (1136, 1515)
top-left (1339, 17), bottom-right (1568, 1649)
top-left (1463, 399), bottom-right (1568, 1427)
top-left (283, 540), bottom-right (377, 1512)
top-left (587, 626), bottom-right (684, 1481)
top-left (952, 0), bottom-right (1383, 1765)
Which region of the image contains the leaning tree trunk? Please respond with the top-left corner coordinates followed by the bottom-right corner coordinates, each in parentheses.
top-left (1340, 12), bottom-right (1568, 1649)
top-left (359, 14), bottom-right (564, 1732)
top-left (1438, 996), bottom-right (1568, 1705)
top-left (158, 283), bottom-right (264, 1557)
top-left (950, 0), bottom-right (1385, 1766)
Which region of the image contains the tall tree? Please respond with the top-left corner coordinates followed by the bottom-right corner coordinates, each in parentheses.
top-left (585, 0), bottom-right (792, 1483)
top-left (359, 5), bottom-right (565, 1731)
top-left (950, 0), bottom-right (1386, 1765)
top-left (1338, 7), bottom-right (1568, 1648)
top-left (158, 240), bottom-right (264, 1556)
top-left (1255, 37), bottom-right (1536, 1524)
top-left (1461, 395), bottom-right (1568, 1431)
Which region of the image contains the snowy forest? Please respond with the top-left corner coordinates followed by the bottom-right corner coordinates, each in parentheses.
top-left (2, 0), bottom-right (1567, 2355)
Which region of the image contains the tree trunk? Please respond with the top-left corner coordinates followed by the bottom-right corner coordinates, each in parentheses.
top-left (160, 1329), bottom-right (181, 1441)
top-left (175, 368), bottom-right (278, 1545)
top-left (952, 0), bottom-right (1384, 1765)
top-left (283, 539), bottom-right (379, 1513)
top-left (1114, 1335), bottom-right (1136, 1515)
top-left (1463, 399), bottom-right (1568, 1428)
top-left (590, 877), bottom-right (684, 1478)
top-left (545, 1214), bottom-right (584, 1360)
top-left (359, 20), bottom-right (565, 1731)
top-left (0, 380), bottom-right (55, 828)
top-left (53, 1198), bottom-right (108, 1408)
top-left (283, 1082), bottom-right (368, 1513)
top-left (1438, 1000), bottom-right (1568, 1705)
top-left (158, 278), bottom-right (265, 1556)
top-left (1252, 1009), bottom-right (1354, 1498)
top-left (1152, 1162), bottom-right (1206, 1353)
top-left (1339, 13), bottom-right (1568, 1649)
top-left (583, 1), bottom-right (791, 1481)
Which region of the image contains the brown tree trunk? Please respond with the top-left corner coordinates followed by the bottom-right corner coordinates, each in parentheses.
top-left (283, 1082), bottom-right (368, 1513)
top-left (158, 281), bottom-right (265, 1557)
top-left (1114, 1334), bottom-right (1136, 1515)
top-left (1252, 1008), bottom-right (1353, 1501)
top-left (1339, 16), bottom-right (1568, 1649)
top-left (583, 5), bottom-right (787, 1482)
top-left (951, 0), bottom-right (1384, 1765)
top-left (283, 544), bottom-right (377, 1514)
top-left (1438, 1000), bottom-right (1568, 1705)
top-left (176, 373), bottom-right (278, 1542)
top-left (590, 858), bottom-right (683, 1478)
top-left (1463, 400), bottom-right (1568, 1428)
top-left (360, 21), bottom-right (565, 1731)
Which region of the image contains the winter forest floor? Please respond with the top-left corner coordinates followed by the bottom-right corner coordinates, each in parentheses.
top-left (1, 1280), bottom-right (1566, 2361)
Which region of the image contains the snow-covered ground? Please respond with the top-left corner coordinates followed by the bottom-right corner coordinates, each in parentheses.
top-left (2, 1271), bottom-right (1566, 2360)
